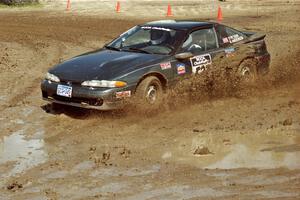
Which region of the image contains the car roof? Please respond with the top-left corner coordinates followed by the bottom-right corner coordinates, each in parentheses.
top-left (143, 20), bottom-right (216, 31)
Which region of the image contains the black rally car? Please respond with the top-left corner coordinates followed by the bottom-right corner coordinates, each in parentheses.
top-left (41, 20), bottom-right (270, 110)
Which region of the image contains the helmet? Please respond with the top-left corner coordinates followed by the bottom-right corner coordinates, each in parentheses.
top-left (151, 30), bottom-right (169, 45)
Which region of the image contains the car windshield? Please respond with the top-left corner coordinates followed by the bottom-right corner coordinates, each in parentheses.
top-left (105, 26), bottom-right (183, 55)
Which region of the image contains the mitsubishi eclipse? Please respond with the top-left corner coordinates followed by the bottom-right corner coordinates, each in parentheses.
top-left (41, 20), bottom-right (270, 110)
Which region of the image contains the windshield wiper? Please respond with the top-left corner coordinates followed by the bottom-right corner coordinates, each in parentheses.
top-left (126, 47), bottom-right (152, 54)
top-left (104, 45), bottom-right (121, 51)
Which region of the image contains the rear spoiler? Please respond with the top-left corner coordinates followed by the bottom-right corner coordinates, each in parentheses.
top-left (243, 32), bottom-right (266, 44)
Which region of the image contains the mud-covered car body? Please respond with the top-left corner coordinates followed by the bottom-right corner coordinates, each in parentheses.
top-left (41, 20), bottom-right (270, 110)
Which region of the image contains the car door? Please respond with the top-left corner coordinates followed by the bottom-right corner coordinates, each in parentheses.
top-left (172, 27), bottom-right (223, 76)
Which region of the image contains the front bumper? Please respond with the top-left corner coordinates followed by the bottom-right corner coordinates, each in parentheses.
top-left (41, 80), bottom-right (134, 110)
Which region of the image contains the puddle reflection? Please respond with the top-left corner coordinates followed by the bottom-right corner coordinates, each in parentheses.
top-left (173, 132), bottom-right (300, 170)
top-left (206, 144), bottom-right (300, 170)
top-left (0, 130), bottom-right (47, 179)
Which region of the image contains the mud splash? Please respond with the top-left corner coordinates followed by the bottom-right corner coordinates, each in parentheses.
top-left (163, 48), bottom-right (299, 116)
top-left (123, 49), bottom-right (252, 115)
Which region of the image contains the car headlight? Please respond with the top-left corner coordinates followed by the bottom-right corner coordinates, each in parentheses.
top-left (45, 72), bottom-right (60, 82)
top-left (81, 80), bottom-right (127, 88)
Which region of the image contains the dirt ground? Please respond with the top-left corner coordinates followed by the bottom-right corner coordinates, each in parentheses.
top-left (0, 0), bottom-right (300, 199)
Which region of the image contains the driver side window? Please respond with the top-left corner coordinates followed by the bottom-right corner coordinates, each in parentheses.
top-left (181, 28), bottom-right (217, 53)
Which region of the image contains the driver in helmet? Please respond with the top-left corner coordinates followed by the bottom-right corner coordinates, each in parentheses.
top-left (150, 29), bottom-right (170, 45)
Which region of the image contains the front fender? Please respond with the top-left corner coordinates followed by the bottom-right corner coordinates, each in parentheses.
top-left (116, 61), bottom-right (174, 90)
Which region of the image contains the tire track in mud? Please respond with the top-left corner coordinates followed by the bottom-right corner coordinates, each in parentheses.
top-left (0, 42), bottom-right (56, 111)
top-left (0, 12), bottom-right (142, 45)
top-left (5, 78), bottom-right (41, 108)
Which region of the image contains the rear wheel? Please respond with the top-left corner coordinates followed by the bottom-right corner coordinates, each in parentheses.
top-left (135, 76), bottom-right (163, 110)
top-left (238, 59), bottom-right (258, 83)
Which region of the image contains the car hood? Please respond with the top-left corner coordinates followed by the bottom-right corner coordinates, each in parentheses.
top-left (50, 49), bottom-right (164, 83)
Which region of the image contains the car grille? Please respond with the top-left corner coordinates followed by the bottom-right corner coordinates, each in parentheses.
top-left (43, 92), bottom-right (103, 106)
top-left (59, 80), bottom-right (81, 86)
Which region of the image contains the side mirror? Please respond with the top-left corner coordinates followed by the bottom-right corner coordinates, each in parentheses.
top-left (175, 52), bottom-right (194, 60)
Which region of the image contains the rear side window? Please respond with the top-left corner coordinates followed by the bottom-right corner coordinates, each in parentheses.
top-left (215, 25), bottom-right (245, 47)
top-left (181, 28), bottom-right (218, 53)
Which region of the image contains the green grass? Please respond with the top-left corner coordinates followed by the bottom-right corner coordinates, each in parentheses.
top-left (0, 2), bottom-right (43, 9)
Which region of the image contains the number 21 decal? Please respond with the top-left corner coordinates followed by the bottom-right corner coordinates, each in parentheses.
top-left (190, 54), bottom-right (212, 74)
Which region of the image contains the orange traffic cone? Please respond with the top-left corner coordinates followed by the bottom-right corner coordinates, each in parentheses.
top-left (116, 1), bottom-right (121, 13)
top-left (217, 6), bottom-right (223, 22)
top-left (66, 0), bottom-right (71, 11)
top-left (166, 4), bottom-right (172, 17)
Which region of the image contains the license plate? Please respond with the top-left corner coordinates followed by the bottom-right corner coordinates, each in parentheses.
top-left (57, 84), bottom-right (72, 98)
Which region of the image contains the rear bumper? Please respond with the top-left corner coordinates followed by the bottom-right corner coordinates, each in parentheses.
top-left (255, 53), bottom-right (271, 75)
top-left (41, 80), bottom-right (134, 110)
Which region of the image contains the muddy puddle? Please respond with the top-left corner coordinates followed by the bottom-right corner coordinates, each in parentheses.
top-left (171, 130), bottom-right (300, 170)
top-left (0, 129), bottom-right (47, 182)
top-left (206, 143), bottom-right (300, 169)
top-left (0, 95), bottom-right (6, 101)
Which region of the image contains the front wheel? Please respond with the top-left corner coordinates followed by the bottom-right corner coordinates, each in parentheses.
top-left (134, 76), bottom-right (163, 110)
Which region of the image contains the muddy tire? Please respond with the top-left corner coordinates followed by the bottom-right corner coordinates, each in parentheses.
top-left (134, 76), bottom-right (163, 111)
top-left (238, 59), bottom-right (258, 83)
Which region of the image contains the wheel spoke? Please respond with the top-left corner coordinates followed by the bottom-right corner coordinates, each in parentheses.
top-left (146, 85), bottom-right (157, 104)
